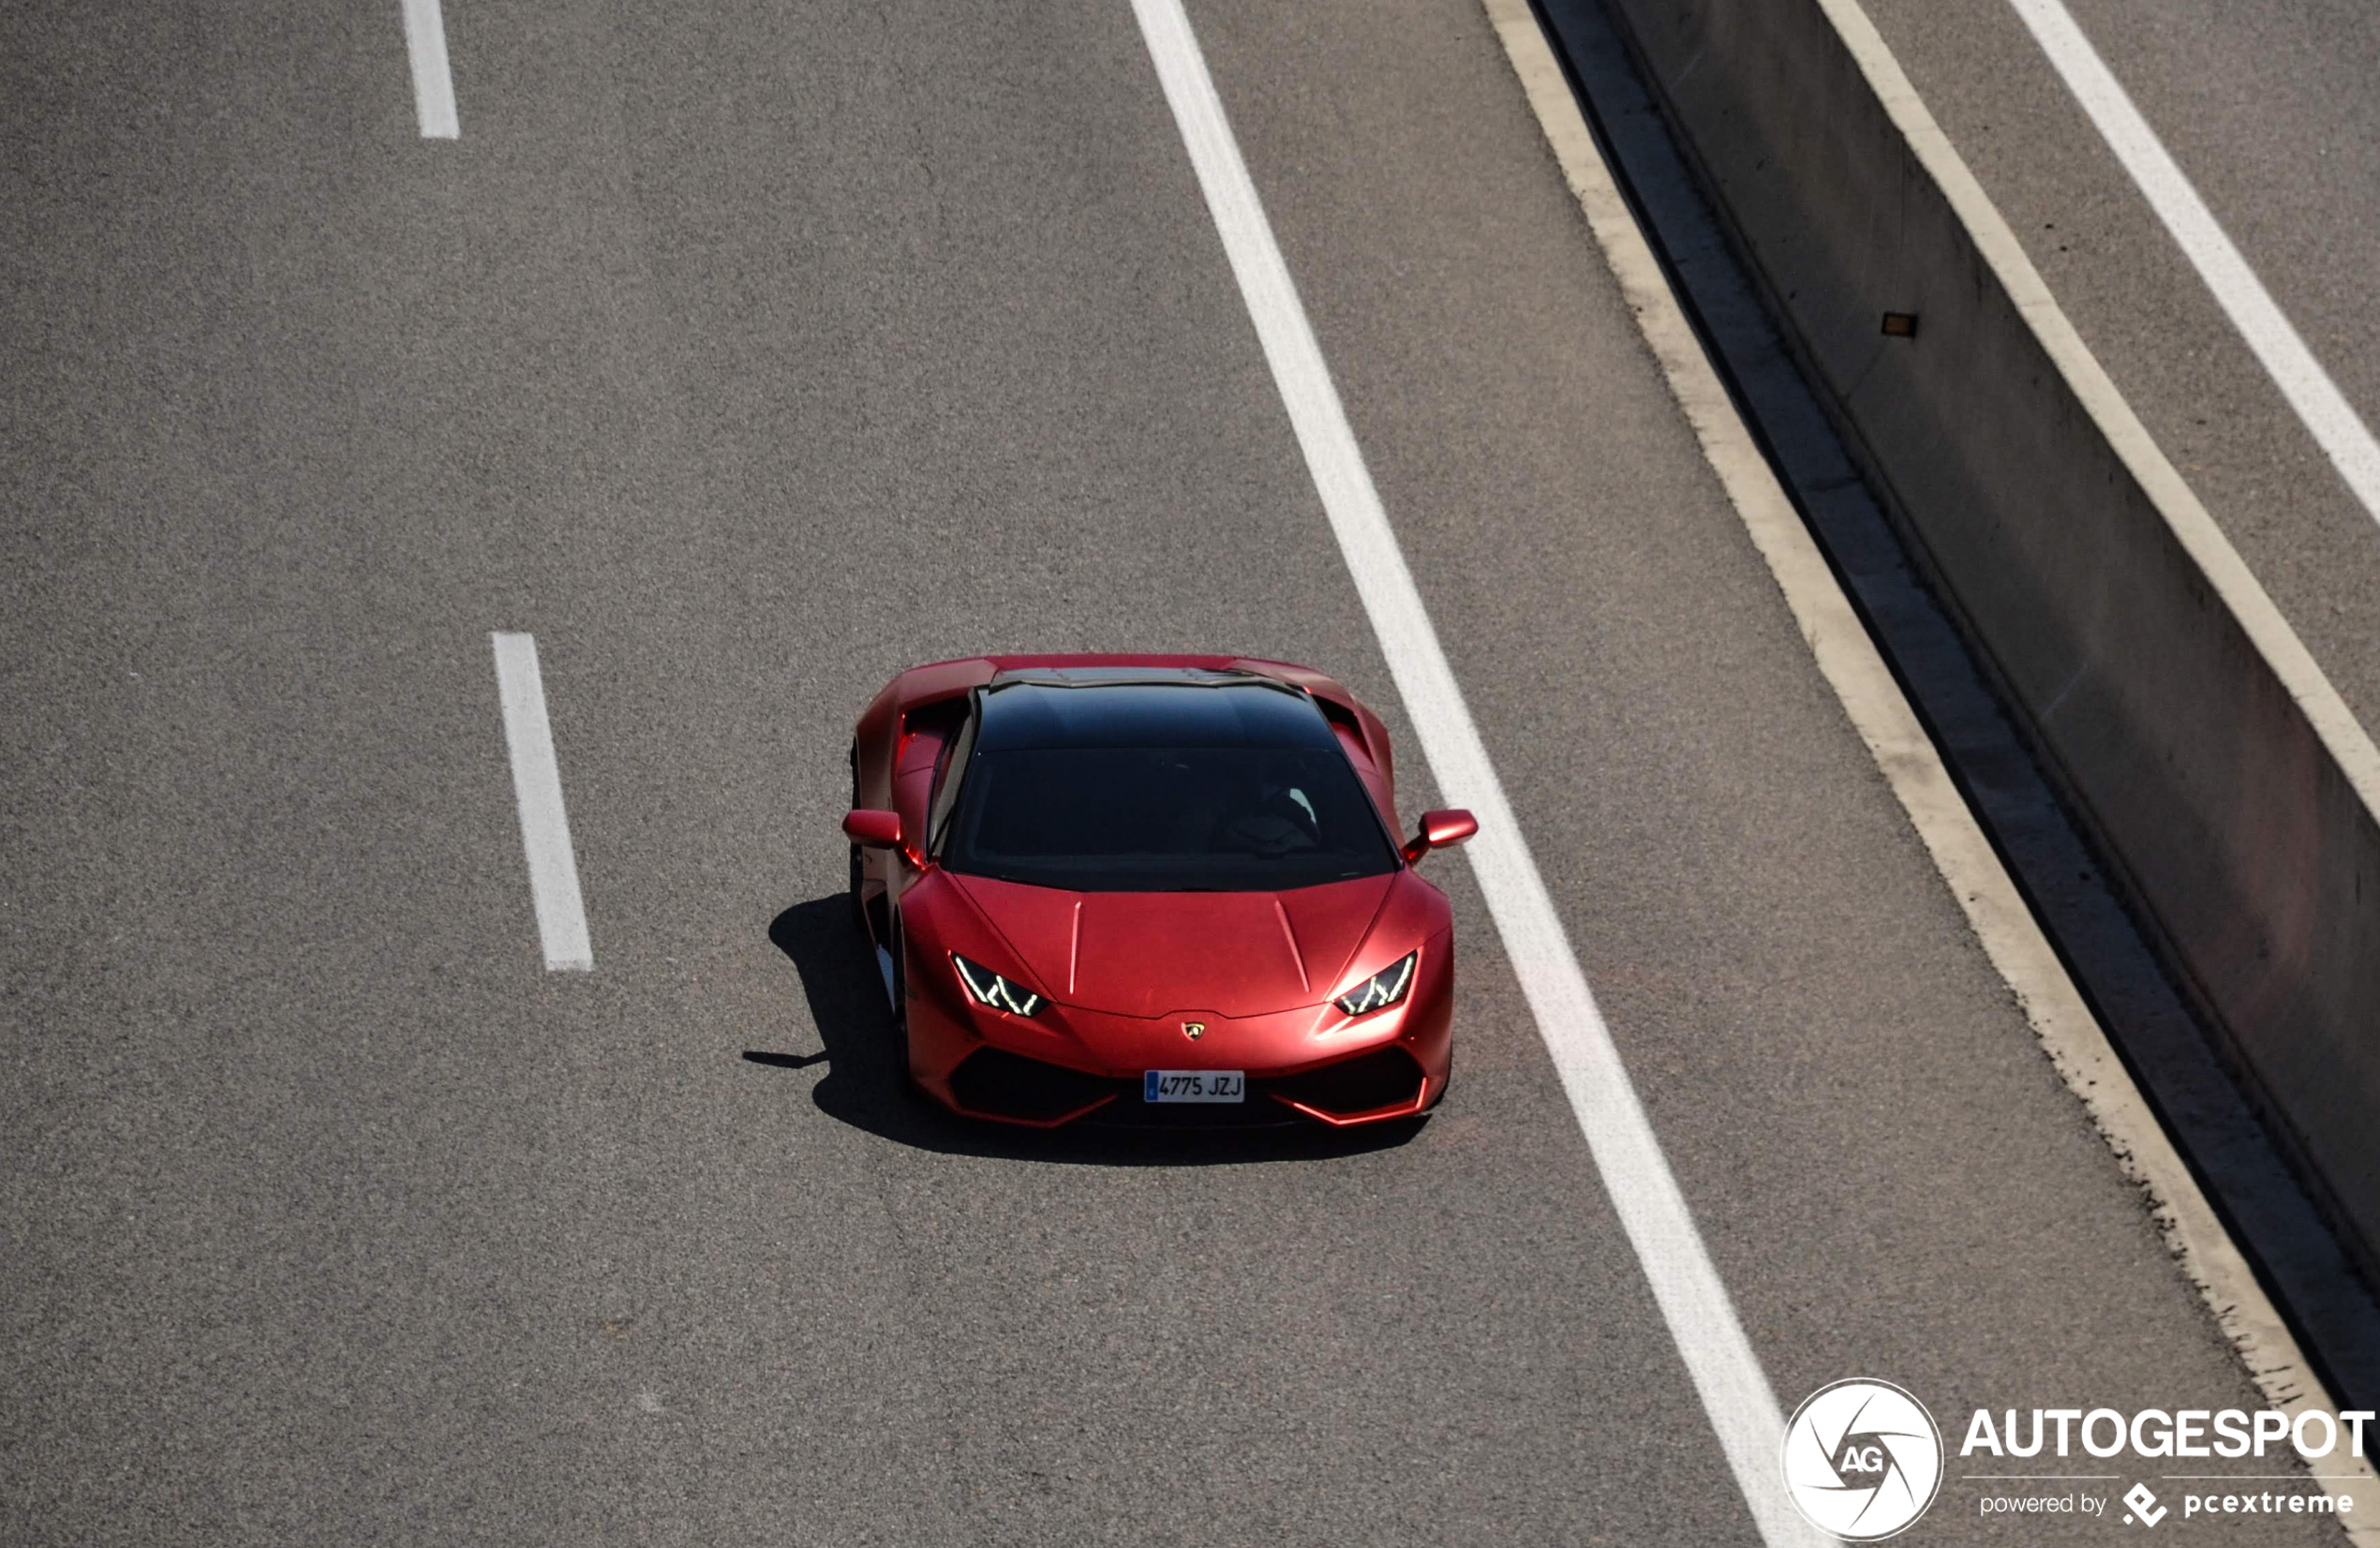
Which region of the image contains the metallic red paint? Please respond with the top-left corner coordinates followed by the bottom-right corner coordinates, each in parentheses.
top-left (845, 654), bottom-right (1460, 1128)
top-left (1275, 1077), bottom-right (1434, 1128)
top-left (949, 872), bottom-right (1394, 1018)
top-left (1402, 807), bottom-right (1479, 863)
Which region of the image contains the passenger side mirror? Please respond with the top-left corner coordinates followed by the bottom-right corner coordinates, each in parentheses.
top-left (1403, 808), bottom-right (1478, 864)
top-left (843, 809), bottom-right (903, 849)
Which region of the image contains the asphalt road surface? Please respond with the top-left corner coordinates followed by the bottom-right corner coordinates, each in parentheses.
top-left (0, 0), bottom-right (2342, 1544)
top-left (1858, 0), bottom-right (2380, 738)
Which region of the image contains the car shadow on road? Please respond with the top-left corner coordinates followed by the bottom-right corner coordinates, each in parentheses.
top-left (752, 895), bottom-right (1425, 1167)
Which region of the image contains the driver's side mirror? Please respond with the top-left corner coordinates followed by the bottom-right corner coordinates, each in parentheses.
top-left (843, 809), bottom-right (903, 849)
top-left (1402, 808), bottom-right (1478, 864)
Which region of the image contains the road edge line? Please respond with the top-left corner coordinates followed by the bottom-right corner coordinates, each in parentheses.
top-left (2001, 0), bottom-right (2380, 534)
top-left (1127, 1), bottom-right (1827, 1541)
top-left (1479, 0), bottom-right (2379, 1531)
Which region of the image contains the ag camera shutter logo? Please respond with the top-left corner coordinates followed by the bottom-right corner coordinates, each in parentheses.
top-left (1781, 1378), bottom-right (1945, 1540)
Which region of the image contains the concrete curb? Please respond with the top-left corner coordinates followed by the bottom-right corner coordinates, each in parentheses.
top-left (1582, 0), bottom-right (2380, 1290)
top-left (1479, 0), bottom-right (2380, 1528)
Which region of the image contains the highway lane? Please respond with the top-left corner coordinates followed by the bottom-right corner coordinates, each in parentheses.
top-left (1853, 0), bottom-right (2380, 738)
top-left (0, 0), bottom-right (2338, 1543)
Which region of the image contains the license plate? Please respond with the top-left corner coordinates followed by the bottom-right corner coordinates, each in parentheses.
top-left (1143, 1070), bottom-right (1246, 1104)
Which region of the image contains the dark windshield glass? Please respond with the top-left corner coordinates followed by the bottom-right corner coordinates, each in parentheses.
top-left (940, 745), bottom-right (1400, 892)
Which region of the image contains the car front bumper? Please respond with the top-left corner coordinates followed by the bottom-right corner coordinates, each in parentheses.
top-left (906, 936), bottom-right (1454, 1128)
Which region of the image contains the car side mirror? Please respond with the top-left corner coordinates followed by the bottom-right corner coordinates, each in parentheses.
top-left (1403, 808), bottom-right (1478, 864)
top-left (843, 809), bottom-right (903, 849)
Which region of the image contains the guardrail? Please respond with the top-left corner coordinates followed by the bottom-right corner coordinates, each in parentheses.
top-left (1563, 0), bottom-right (2380, 1280)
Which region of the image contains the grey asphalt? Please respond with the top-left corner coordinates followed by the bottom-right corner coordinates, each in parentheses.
top-left (0, 0), bottom-right (2336, 1544)
top-left (1855, 0), bottom-right (2380, 737)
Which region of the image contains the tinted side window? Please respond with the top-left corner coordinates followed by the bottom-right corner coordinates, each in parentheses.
top-left (927, 699), bottom-right (979, 856)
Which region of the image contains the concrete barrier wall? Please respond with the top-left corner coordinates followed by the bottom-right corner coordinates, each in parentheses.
top-left (1574, 0), bottom-right (2380, 1273)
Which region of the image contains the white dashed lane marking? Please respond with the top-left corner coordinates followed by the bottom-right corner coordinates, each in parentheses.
top-left (491, 633), bottom-right (592, 972)
top-left (401, 0), bottom-right (459, 139)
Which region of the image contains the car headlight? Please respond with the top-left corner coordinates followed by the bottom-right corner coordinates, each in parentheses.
top-left (1334, 952), bottom-right (1417, 1017)
top-left (952, 954), bottom-right (1044, 1017)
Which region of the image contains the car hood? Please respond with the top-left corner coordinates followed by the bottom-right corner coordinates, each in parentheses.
top-left (945, 872), bottom-right (1398, 1019)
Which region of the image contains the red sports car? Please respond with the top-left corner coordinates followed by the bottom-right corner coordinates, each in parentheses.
top-left (842, 654), bottom-right (1475, 1128)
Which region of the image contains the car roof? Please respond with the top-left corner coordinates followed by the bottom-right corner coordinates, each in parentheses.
top-left (986, 662), bottom-right (1255, 688)
top-left (974, 678), bottom-right (1339, 752)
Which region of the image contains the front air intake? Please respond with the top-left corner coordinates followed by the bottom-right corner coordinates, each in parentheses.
top-left (946, 1048), bottom-right (1117, 1124)
top-left (1270, 1045), bottom-right (1425, 1118)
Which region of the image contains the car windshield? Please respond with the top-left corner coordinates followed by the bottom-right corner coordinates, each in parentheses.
top-left (940, 743), bottom-right (1401, 892)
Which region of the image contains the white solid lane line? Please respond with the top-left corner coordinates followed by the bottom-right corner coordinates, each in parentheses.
top-left (401, 0), bottom-right (460, 140)
top-left (1123, 2), bottom-right (1822, 1543)
top-left (2004, 0), bottom-right (2380, 530)
top-left (492, 633), bottom-right (592, 972)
